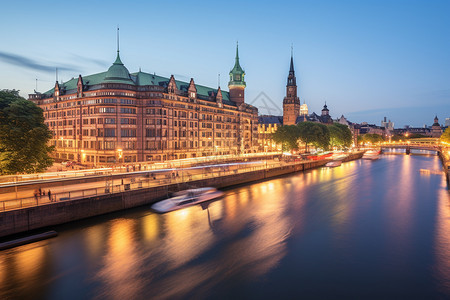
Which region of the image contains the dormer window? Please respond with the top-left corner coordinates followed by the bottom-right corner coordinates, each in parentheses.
top-left (190, 92), bottom-right (196, 99)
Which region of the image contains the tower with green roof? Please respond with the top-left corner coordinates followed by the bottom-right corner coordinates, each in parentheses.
top-left (228, 42), bottom-right (246, 106)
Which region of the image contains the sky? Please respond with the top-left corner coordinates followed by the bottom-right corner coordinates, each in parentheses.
top-left (0, 0), bottom-right (449, 128)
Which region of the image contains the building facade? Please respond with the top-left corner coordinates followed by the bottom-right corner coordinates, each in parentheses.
top-left (29, 45), bottom-right (259, 165)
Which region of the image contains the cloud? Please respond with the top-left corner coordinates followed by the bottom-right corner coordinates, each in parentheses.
top-left (0, 51), bottom-right (77, 73)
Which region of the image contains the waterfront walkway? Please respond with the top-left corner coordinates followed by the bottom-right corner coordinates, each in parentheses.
top-left (0, 158), bottom-right (303, 212)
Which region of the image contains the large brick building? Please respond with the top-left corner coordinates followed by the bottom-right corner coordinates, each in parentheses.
top-left (29, 44), bottom-right (259, 165)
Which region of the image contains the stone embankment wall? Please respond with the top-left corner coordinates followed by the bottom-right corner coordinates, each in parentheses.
top-left (0, 153), bottom-right (363, 238)
top-left (438, 150), bottom-right (450, 182)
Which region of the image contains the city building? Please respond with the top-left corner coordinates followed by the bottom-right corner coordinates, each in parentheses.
top-left (381, 117), bottom-right (394, 131)
top-left (29, 43), bottom-right (259, 165)
top-left (300, 101), bottom-right (308, 116)
top-left (257, 115), bottom-right (283, 153)
top-left (431, 115), bottom-right (443, 137)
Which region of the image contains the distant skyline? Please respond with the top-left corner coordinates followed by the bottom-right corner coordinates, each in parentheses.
top-left (1, 0), bottom-right (449, 127)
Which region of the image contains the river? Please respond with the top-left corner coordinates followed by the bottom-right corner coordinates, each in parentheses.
top-left (1, 152), bottom-right (449, 299)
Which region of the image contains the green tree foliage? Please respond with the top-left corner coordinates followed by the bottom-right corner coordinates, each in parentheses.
top-left (357, 133), bottom-right (384, 144)
top-left (297, 122), bottom-right (330, 152)
top-left (390, 134), bottom-right (404, 142)
top-left (407, 133), bottom-right (426, 139)
top-left (272, 125), bottom-right (300, 152)
top-left (440, 127), bottom-right (450, 144)
top-left (0, 90), bottom-right (54, 174)
top-left (328, 123), bottom-right (352, 148)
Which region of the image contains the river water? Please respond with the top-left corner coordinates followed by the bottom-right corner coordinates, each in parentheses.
top-left (1, 153), bottom-right (449, 299)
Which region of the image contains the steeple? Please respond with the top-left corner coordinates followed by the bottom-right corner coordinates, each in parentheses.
top-left (290, 44), bottom-right (295, 72)
top-left (113, 26), bottom-right (123, 65)
top-left (228, 42), bottom-right (246, 106)
top-left (283, 48), bottom-right (300, 125)
top-left (287, 48), bottom-right (296, 86)
top-left (229, 42), bottom-right (246, 87)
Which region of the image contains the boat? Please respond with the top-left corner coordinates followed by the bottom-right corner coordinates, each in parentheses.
top-left (325, 160), bottom-right (342, 167)
top-left (362, 150), bottom-right (381, 160)
top-left (151, 187), bottom-right (224, 213)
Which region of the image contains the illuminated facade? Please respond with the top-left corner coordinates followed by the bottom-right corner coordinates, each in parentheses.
top-left (257, 116), bottom-right (283, 152)
top-left (29, 45), bottom-right (259, 165)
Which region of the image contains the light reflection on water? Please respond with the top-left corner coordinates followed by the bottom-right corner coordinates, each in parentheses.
top-left (0, 154), bottom-right (449, 299)
top-left (435, 175), bottom-right (450, 295)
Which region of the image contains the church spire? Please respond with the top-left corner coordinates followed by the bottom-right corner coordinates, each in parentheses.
top-left (289, 44), bottom-right (295, 73)
top-left (287, 48), bottom-right (296, 86)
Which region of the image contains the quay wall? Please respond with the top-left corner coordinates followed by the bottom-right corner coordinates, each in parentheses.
top-left (0, 154), bottom-right (359, 238)
top-left (438, 150), bottom-right (450, 183)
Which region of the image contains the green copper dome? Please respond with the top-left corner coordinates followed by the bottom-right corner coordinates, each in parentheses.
top-left (104, 52), bottom-right (134, 84)
top-left (228, 43), bottom-right (246, 87)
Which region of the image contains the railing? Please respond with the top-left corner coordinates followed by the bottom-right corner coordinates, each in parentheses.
top-left (0, 152), bottom-right (282, 185)
top-left (0, 159), bottom-right (291, 212)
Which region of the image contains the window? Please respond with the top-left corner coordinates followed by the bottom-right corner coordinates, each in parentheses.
top-left (120, 108), bottom-right (136, 114)
top-left (121, 118), bottom-right (136, 124)
top-left (121, 129), bottom-right (136, 137)
top-left (99, 107), bottom-right (116, 113)
top-left (104, 128), bottom-right (116, 137)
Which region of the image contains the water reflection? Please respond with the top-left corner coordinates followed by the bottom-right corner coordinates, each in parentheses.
top-left (434, 176), bottom-right (450, 295)
top-left (96, 218), bottom-right (143, 299)
top-left (0, 154), bottom-right (449, 299)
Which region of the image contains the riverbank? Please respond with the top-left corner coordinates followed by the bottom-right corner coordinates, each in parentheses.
top-left (438, 148), bottom-right (450, 183)
top-left (0, 152), bottom-right (363, 238)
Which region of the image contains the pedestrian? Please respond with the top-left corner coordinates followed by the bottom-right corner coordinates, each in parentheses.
top-left (48, 190), bottom-right (52, 202)
top-left (42, 190), bottom-right (46, 196)
top-left (39, 187), bottom-right (42, 196)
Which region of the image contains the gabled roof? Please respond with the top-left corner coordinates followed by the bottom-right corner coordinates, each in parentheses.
top-left (259, 115), bottom-right (283, 125)
top-left (43, 70), bottom-right (234, 106)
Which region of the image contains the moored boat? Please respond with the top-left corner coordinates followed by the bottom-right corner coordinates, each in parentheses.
top-left (151, 187), bottom-right (224, 213)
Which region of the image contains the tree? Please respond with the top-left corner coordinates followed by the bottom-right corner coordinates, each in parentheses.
top-left (0, 90), bottom-right (54, 174)
top-left (440, 127), bottom-right (450, 144)
top-left (272, 125), bottom-right (300, 153)
top-left (328, 123), bottom-right (352, 149)
top-left (297, 122), bottom-right (330, 152)
top-left (358, 133), bottom-right (384, 145)
top-left (390, 134), bottom-right (404, 142)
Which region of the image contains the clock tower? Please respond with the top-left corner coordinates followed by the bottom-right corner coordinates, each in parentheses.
top-left (228, 42), bottom-right (246, 106)
top-left (283, 51), bottom-right (300, 125)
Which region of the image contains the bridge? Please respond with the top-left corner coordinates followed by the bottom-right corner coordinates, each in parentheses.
top-left (380, 138), bottom-right (440, 155)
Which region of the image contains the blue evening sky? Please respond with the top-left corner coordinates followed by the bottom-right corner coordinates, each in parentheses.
top-left (0, 0), bottom-right (449, 127)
